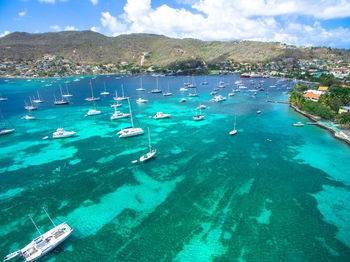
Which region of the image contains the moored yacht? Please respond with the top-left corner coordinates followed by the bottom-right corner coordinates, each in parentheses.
top-left (22, 115), bottom-right (35, 120)
top-left (179, 87), bottom-right (188, 92)
top-left (153, 112), bottom-right (171, 119)
top-left (211, 95), bottom-right (226, 102)
top-left (32, 91), bottom-right (44, 103)
top-left (117, 98), bottom-right (144, 138)
top-left (139, 127), bottom-right (157, 162)
top-left (85, 109), bottom-right (101, 117)
top-left (136, 98), bottom-right (148, 103)
top-left (85, 81), bottom-right (100, 101)
top-left (114, 85), bottom-right (128, 101)
top-left (0, 128), bottom-right (15, 136)
top-left (52, 128), bottom-right (76, 139)
top-left (3, 207), bottom-right (73, 262)
top-left (193, 108), bottom-right (205, 121)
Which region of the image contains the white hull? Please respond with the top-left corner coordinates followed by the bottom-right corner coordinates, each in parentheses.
top-left (0, 129), bottom-right (15, 135)
top-left (140, 150), bottom-right (157, 162)
top-left (85, 110), bottom-right (101, 116)
top-left (110, 113), bottom-right (130, 120)
top-left (229, 130), bottom-right (237, 135)
top-left (85, 97), bottom-right (100, 102)
top-left (52, 129), bottom-right (76, 139)
top-left (118, 127), bottom-right (144, 138)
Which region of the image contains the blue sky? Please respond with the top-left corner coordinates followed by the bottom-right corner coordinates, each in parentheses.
top-left (1, 0), bottom-right (350, 48)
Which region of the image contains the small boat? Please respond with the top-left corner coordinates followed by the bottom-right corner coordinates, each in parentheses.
top-left (24, 98), bottom-right (38, 111)
top-left (153, 112), bottom-right (171, 119)
top-left (42, 136), bottom-right (49, 140)
top-left (188, 93), bottom-right (198, 97)
top-left (256, 110), bottom-right (262, 114)
top-left (0, 97), bottom-right (8, 101)
top-left (229, 116), bottom-right (238, 135)
top-left (52, 128), bottom-right (76, 139)
top-left (210, 91), bottom-right (217, 96)
top-left (139, 128), bottom-right (157, 162)
top-left (32, 90), bottom-right (44, 104)
top-left (151, 89), bottom-right (162, 93)
top-left (0, 128), bottom-right (15, 136)
top-left (163, 92), bottom-right (172, 96)
top-left (196, 104), bottom-right (206, 110)
top-left (201, 81), bottom-right (208, 85)
top-left (114, 85), bottom-right (128, 101)
top-left (110, 110), bottom-right (130, 120)
top-left (118, 98), bottom-right (144, 138)
top-left (110, 102), bottom-right (122, 108)
top-left (179, 88), bottom-right (188, 92)
top-left (193, 108), bottom-right (205, 121)
top-left (3, 207), bottom-right (73, 262)
top-left (211, 95), bottom-right (226, 102)
top-left (62, 84), bottom-right (73, 98)
top-left (85, 109), bottom-right (101, 117)
top-left (136, 78), bottom-right (146, 91)
top-left (228, 92), bottom-right (235, 97)
top-left (293, 122), bottom-right (304, 127)
top-left (100, 83), bottom-right (110, 95)
top-left (179, 98), bottom-right (186, 103)
top-left (22, 115), bottom-right (35, 120)
top-left (136, 98), bottom-right (148, 103)
top-left (85, 81), bottom-right (100, 101)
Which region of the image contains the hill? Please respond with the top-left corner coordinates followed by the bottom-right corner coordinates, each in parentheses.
top-left (0, 31), bottom-right (349, 66)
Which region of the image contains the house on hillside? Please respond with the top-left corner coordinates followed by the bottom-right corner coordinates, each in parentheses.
top-left (303, 92), bottom-right (320, 102)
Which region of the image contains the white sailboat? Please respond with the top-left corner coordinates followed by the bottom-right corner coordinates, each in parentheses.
top-left (110, 105), bottom-right (130, 120)
top-left (54, 86), bottom-right (69, 105)
top-left (0, 111), bottom-right (15, 136)
top-left (117, 98), bottom-right (144, 138)
top-left (229, 116), bottom-right (238, 135)
top-left (3, 207), bottom-right (73, 262)
top-left (85, 81), bottom-right (100, 101)
top-left (163, 82), bottom-right (172, 96)
top-left (32, 90), bottom-right (44, 103)
top-left (193, 108), bottom-right (205, 121)
top-left (114, 85), bottom-right (128, 101)
top-left (100, 82), bottom-right (110, 95)
top-left (136, 78), bottom-right (145, 91)
top-left (0, 93), bottom-right (8, 101)
top-left (24, 98), bottom-right (38, 111)
top-left (151, 77), bottom-right (162, 93)
top-left (139, 127), bottom-right (156, 162)
top-left (85, 101), bottom-right (101, 117)
top-left (62, 84), bottom-right (73, 98)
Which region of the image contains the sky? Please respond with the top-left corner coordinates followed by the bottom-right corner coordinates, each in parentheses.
top-left (0, 0), bottom-right (350, 48)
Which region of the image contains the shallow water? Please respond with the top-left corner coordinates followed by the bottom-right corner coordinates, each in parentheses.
top-left (0, 75), bottom-right (349, 261)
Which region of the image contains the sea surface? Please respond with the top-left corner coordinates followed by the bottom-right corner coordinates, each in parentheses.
top-left (0, 75), bottom-right (349, 261)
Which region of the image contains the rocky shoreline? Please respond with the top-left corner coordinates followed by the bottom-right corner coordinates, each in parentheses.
top-left (290, 103), bottom-right (350, 146)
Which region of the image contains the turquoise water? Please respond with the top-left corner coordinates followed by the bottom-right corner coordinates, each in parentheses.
top-left (0, 75), bottom-right (349, 261)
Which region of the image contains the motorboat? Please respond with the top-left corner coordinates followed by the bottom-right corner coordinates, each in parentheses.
top-left (22, 115), bottom-right (35, 120)
top-left (52, 128), bottom-right (76, 139)
top-left (85, 109), bottom-right (101, 117)
top-left (196, 104), bottom-right (206, 110)
top-left (293, 122), bottom-right (304, 127)
top-left (110, 102), bottom-right (122, 108)
top-left (151, 89), bottom-right (162, 93)
top-left (179, 88), bottom-right (188, 92)
top-left (153, 112), bottom-right (171, 119)
top-left (211, 95), bottom-right (226, 102)
top-left (136, 98), bottom-right (148, 103)
top-left (179, 98), bottom-right (186, 103)
top-left (188, 93), bottom-right (198, 97)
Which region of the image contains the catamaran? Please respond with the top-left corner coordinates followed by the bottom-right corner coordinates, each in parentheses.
top-left (85, 81), bottom-right (100, 101)
top-left (117, 98), bottom-right (144, 138)
top-left (32, 91), bottom-right (44, 103)
top-left (114, 85), bottom-right (128, 101)
top-left (229, 116), bottom-right (238, 135)
top-left (3, 207), bottom-right (73, 262)
top-left (139, 128), bottom-right (156, 162)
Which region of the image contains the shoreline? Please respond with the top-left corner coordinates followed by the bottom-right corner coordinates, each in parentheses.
top-left (289, 103), bottom-right (350, 146)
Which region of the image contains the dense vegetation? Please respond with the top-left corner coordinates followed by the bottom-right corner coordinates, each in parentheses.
top-left (289, 85), bottom-right (350, 125)
top-left (1, 31), bottom-right (350, 67)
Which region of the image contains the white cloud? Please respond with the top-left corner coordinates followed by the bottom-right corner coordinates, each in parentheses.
top-left (90, 0), bottom-right (98, 5)
top-left (0, 31), bottom-right (10, 37)
top-left (64, 26), bottom-right (78, 31)
top-left (50, 25), bottom-right (61, 31)
top-left (99, 0), bottom-right (350, 47)
top-left (18, 11), bottom-right (26, 17)
top-left (39, 0), bottom-right (55, 3)
top-left (90, 26), bottom-right (99, 32)
top-left (101, 12), bottom-right (127, 35)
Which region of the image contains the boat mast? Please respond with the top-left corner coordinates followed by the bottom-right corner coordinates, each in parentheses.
top-left (66, 84), bottom-right (70, 95)
top-left (148, 127), bottom-right (151, 152)
top-left (37, 90), bottom-right (40, 100)
top-left (122, 84), bottom-right (124, 98)
top-left (59, 85), bottom-right (64, 100)
top-left (234, 116), bottom-right (236, 130)
top-left (128, 98), bottom-right (134, 128)
top-left (90, 80), bottom-right (94, 99)
top-left (28, 214), bottom-right (42, 237)
top-left (42, 207), bottom-right (56, 227)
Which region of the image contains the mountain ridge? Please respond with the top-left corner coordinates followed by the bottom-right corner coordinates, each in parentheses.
top-left (1, 31), bottom-right (349, 66)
